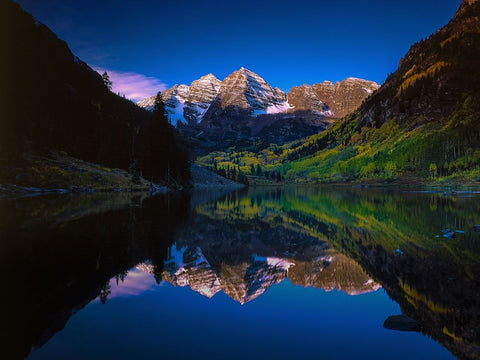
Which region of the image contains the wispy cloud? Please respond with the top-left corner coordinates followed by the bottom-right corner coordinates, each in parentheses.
top-left (94, 67), bottom-right (168, 102)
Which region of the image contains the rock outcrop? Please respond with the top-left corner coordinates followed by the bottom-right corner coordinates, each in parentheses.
top-left (303, 78), bottom-right (380, 119)
top-left (287, 84), bottom-right (329, 114)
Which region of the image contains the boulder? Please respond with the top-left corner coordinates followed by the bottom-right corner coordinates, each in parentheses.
top-left (383, 315), bottom-right (421, 332)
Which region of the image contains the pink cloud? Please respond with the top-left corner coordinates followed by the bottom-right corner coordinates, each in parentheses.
top-left (94, 67), bottom-right (168, 101)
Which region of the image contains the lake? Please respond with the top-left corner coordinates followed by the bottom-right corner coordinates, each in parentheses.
top-left (2, 186), bottom-right (480, 359)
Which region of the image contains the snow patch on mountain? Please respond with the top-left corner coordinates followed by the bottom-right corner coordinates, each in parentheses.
top-left (137, 74), bottom-right (221, 125)
top-left (253, 102), bottom-right (293, 116)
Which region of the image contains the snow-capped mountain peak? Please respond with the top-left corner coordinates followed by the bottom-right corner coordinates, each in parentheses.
top-left (136, 68), bottom-right (379, 129)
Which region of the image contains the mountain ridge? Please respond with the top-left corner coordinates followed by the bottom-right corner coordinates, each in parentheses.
top-left (137, 68), bottom-right (378, 152)
top-left (137, 68), bottom-right (379, 125)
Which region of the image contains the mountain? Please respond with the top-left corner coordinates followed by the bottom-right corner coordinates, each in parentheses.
top-left (219, 0), bottom-right (480, 183)
top-left (138, 69), bottom-right (378, 125)
top-left (137, 68), bottom-right (378, 150)
top-left (138, 67), bottom-right (289, 126)
top-left (0, 0), bottom-right (190, 186)
top-left (201, 67), bottom-right (289, 121)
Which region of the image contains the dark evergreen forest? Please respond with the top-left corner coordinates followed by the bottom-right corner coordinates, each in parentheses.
top-left (0, 1), bottom-right (190, 185)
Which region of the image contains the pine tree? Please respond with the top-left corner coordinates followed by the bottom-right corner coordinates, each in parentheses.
top-left (102, 71), bottom-right (112, 90)
top-left (137, 91), bottom-right (173, 183)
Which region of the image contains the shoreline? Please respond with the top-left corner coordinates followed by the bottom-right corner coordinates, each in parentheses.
top-left (4, 179), bottom-right (480, 200)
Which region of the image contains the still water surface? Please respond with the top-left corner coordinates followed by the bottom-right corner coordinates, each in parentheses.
top-left (2, 187), bottom-right (480, 359)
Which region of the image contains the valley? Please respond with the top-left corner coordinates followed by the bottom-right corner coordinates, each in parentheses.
top-left (3, 2), bottom-right (480, 360)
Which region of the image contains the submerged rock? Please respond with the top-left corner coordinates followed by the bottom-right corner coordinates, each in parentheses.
top-left (441, 229), bottom-right (455, 239)
top-left (383, 315), bottom-right (421, 332)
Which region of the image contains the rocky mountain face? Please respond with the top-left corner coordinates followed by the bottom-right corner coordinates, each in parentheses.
top-left (288, 78), bottom-right (379, 119)
top-left (318, 78), bottom-right (379, 118)
top-left (201, 67), bottom-right (289, 121)
top-left (287, 84), bottom-right (330, 115)
top-left (137, 68), bottom-right (378, 148)
top-left (136, 74), bottom-right (221, 125)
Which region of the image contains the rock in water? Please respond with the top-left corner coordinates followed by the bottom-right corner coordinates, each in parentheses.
top-left (383, 315), bottom-right (421, 332)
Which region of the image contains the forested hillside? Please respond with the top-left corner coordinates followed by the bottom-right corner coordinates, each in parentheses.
top-left (0, 1), bottom-right (189, 186)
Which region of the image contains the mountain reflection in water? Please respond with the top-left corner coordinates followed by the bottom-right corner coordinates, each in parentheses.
top-left (2, 187), bottom-right (480, 359)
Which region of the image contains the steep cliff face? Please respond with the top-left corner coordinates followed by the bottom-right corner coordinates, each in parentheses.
top-left (302, 78), bottom-right (380, 119)
top-left (287, 84), bottom-right (329, 114)
top-left (183, 74), bottom-right (222, 125)
top-left (200, 67), bottom-right (289, 124)
top-left (188, 74), bottom-right (222, 104)
top-left (333, 78), bottom-right (380, 118)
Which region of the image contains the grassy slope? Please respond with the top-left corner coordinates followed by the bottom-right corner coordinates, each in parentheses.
top-left (0, 151), bottom-right (165, 194)
top-left (283, 99), bottom-right (480, 184)
top-left (197, 101), bottom-right (480, 185)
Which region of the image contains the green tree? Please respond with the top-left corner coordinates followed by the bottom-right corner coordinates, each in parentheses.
top-left (384, 161), bottom-right (397, 178)
top-left (360, 163), bottom-right (376, 178)
top-left (429, 163), bottom-right (438, 178)
top-left (153, 91), bottom-right (167, 119)
top-left (137, 91), bottom-right (173, 183)
top-left (276, 171), bottom-right (282, 182)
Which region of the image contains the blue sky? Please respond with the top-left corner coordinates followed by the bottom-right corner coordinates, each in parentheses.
top-left (16, 0), bottom-right (461, 100)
